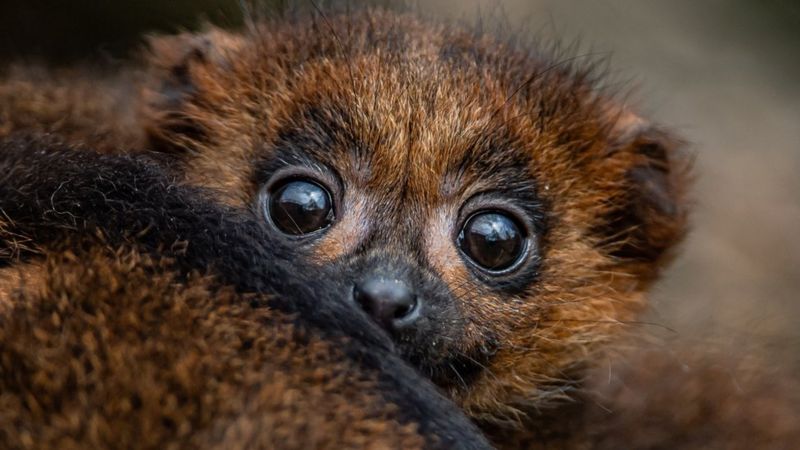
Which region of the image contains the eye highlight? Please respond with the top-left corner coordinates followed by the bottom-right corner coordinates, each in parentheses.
top-left (266, 178), bottom-right (334, 236)
top-left (457, 211), bottom-right (527, 272)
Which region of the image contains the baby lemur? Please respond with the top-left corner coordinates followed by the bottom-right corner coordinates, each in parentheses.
top-left (134, 7), bottom-right (689, 428)
top-left (2, 7), bottom-right (798, 449)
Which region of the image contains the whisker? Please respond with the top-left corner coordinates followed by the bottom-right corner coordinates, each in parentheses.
top-left (461, 353), bottom-right (501, 383)
top-left (540, 318), bottom-right (676, 333)
top-left (448, 362), bottom-right (469, 391)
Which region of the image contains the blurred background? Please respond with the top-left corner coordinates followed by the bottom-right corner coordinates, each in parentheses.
top-left (1, 0), bottom-right (798, 360)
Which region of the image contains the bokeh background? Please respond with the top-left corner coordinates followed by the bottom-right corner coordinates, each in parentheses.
top-left (2, 0), bottom-right (798, 360)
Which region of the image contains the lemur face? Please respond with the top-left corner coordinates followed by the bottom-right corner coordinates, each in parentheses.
top-left (252, 90), bottom-right (548, 392)
top-left (143, 11), bottom-right (688, 422)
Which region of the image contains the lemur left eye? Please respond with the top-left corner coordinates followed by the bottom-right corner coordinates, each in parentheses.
top-left (266, 178), bottom-right (334, 236)
top-left (457, 211), bottom-right (527, 272)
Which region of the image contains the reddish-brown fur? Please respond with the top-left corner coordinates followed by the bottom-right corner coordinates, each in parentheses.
top-left (0, 65), bottom-right (144, 153)
top-left (0, 134), bottom-right (492, 449)
top-left (2, 8), bottom-right (797, 449)
top-left (0, 246), bottom-right (424, 449)
top-left (127, 10), bottom-right (690, 424)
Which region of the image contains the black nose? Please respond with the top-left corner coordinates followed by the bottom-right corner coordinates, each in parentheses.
top-left (354, 277), bottom-right (419, 332)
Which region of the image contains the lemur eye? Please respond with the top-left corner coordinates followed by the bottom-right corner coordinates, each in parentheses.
top-left (458, 211), bottom-right (527, 272)
top-left (267, 179), bottom-right (334, 235)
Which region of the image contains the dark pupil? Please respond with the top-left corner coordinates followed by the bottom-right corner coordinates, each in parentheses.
top-left (459, 212), bottom-right (525, 271)
top-left (269, 180), bottom-right (333, 235)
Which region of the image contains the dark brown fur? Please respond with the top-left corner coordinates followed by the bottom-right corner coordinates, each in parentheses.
top-left (0, 137), bottom-right (491, 449)
top-left (0, 248), bottom-right (423, 449)
top-left (1, 7), bottom-right (797, 449)
top-left (0, 65), bottom-right (145, 153)
top-left (126, 9), bottom-right (689, 424)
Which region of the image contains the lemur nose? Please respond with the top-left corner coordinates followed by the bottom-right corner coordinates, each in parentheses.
top-left (354, 277), bottom-right (419, 332)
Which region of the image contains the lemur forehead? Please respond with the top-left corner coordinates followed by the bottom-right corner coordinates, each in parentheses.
top-left (267, 97), bottom-right (539, 203)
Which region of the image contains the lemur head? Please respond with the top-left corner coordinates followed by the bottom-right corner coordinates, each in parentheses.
top-left (141, 10), bottom-right (689, 423)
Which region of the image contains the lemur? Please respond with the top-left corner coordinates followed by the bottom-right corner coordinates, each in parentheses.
top-left (0, 135), bottom-right (491, 449)
top-left (1, 7), bottom-right (798, 449)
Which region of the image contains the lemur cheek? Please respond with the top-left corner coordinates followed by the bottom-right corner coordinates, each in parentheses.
top-left (423, 208), bottom-right (501, 337)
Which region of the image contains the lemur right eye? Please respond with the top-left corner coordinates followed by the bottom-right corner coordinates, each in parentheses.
top-left (266, 179), bottom-right (334, 236)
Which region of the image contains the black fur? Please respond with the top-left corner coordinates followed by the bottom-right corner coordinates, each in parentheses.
top-left (0, 135), bottom-right (492, 450)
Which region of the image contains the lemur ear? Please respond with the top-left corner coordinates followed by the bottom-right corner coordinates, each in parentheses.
top-left (141, 29), bottom-right (244, 151)
top-left (597, 118), bottom-right (690, 280)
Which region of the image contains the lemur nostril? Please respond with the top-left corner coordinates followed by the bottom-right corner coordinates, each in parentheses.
top-left (353, 277), bottom-right (419, 332)
top-left (393, 303), bottom-right (412, 319)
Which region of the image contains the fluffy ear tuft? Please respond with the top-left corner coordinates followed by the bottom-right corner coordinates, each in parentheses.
top-left (597, 123), bottom-right (691, 280)
top-left (140, 29), bottom-right (244, 152)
